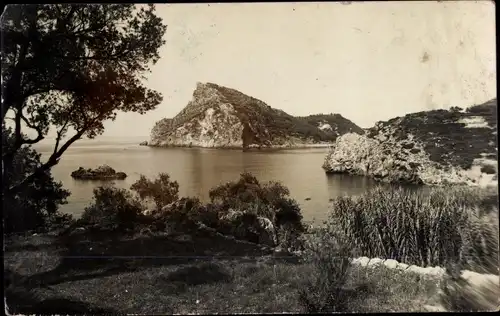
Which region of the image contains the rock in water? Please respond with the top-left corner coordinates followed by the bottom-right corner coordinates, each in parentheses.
top-left (70, 165), bottom-right (127, 180)
top-left (323, 99), bottom-right (498, 186)
top-left (139, 141), bottom-right (148, 146)
top-left (149, 82), bottom-right (362, 149)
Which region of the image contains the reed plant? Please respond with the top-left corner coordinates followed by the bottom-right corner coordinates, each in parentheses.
top-left (327, 186), bottom-right (499, 273)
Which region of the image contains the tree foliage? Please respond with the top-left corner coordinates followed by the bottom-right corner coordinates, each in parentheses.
top-left (80, 186), bottom-right (144, 232)
top-left (208, 172), bottom-right (305, 247)
top-left (1, 4), bottom-right (167, 194)
top-left (2, 126), bottom-right (71, 233)
top-left (130, 173), bottom-right (180, 211)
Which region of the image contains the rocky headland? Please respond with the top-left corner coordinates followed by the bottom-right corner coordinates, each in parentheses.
top-left (71, 165), bottom-right (127, 180)
top-left (149, 82), bottom-right (362, 149)
top-left (323, 99), bottom-right (498, 186)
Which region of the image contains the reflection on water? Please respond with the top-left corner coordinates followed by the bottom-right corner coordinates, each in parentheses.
top-left (33, 139), bottom-right (415, 224)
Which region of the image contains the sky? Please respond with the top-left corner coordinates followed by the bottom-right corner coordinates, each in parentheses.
top-left (50, 1), bottom-right (497, 138)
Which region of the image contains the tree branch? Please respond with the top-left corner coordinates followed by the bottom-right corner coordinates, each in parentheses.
top-left (19, 112), bottom-right (45, 145)
top-left (1, 109), bottom-right (44, 162)
top-left (53, 118), bottom-right (71, 155)
top-left (7, 128), bottom-right (86, 195)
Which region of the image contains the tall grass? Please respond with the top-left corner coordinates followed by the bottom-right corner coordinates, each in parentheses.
top-left (328, 186), bottom-right (499, 273)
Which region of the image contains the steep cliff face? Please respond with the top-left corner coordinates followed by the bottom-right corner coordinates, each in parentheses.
top-left (323, 99), bottom-right (498, 186)
top-left (150, 82), bottom-right (363, 149)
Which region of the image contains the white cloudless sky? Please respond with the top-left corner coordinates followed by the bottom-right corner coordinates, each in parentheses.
top-left (54, 1), bottom-right (498, 138)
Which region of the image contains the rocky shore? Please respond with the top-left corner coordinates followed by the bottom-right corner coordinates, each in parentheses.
top-left (323, 99), bottom-right (498, 186)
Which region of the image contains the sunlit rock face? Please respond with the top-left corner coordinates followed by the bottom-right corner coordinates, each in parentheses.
top-left (150, 82), bottom-right (362, 149)
top-left (323, 99), bottom-right (498, 186)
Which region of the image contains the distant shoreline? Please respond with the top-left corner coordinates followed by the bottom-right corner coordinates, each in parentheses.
top-left (147, 143), bottom-right (334, 151)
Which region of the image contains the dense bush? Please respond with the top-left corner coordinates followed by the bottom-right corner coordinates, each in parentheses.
top-left (151, 196), bottom-right (215, 233)
top-left (130, 173), bottom-right (179, 211)
top-left (208, 172), bottom-right (305, 248)
top-left (80, 186), bottom-right (145, 232)
top-left (2, 126), bottom-right (71, 233)
top-left (77, 172), bottom-right (305, 248)
top-left (298, 229), bottom-right (368, 313)
top-left (328, 186), bottom-right (499, 273)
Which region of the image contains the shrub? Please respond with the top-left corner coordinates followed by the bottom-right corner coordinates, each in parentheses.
top-left (130, 173), bottom-right (179, 211)
top-left (208, 172), bottom-right (305, 248)
top-left (153, 197), bottom-right (212, 232)
top-left (2, 126), bottom-right (71, 233)
top-left (328, 186), bottom-right (499, 273)
top-left (298, 229), bottom-right (367, 313)
top-left (80, 186), bottom-right (145, 232)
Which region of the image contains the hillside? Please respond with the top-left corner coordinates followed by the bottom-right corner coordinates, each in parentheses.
top-left (296, 113), bottom-right (366, 139)
top-left (150, 83), bottom-right (362, 149)
top-left (323, 99), bottom-right (498, 186)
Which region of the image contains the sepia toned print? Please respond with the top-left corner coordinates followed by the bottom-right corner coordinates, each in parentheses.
top-left (2, 2), bottom-right (498, 314)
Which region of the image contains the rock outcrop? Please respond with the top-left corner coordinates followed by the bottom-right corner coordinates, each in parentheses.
top-left (323, 99), bottom-right (498, 186)
top-left (150, 82), bottom-right (362, 149)
top-left (71, 165), bottom-right (127, 180)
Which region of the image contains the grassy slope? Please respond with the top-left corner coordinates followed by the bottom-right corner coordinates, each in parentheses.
top-left (4, 230), bottom-right (442, 314)
top-left (366, 99), bottom-right (497, 170)
top-left (152, 82), bottom-right (363, 147)
top-left (297, 113), bottom-right (366, 136)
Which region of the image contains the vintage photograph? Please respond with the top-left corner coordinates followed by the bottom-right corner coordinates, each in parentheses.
top-left (2, 2), bottom-right (498, 314)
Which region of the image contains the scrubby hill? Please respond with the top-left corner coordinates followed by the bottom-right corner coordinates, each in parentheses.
top-left (150, 83), bottom-right (362, 149)
top-left (323, 98), bottom-right (498, 186)
top-left (296, 113), bottom-right (366, 139)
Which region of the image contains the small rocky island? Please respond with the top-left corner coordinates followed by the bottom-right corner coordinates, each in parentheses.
top-left (71, 165), bottom-right (127, 180)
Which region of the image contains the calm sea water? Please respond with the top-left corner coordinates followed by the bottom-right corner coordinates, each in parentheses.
top-left (34, 137), bottom-right (399, 224)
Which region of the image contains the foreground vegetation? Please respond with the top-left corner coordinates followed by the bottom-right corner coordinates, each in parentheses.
top-left (4, 168), bottom-right (499, 313)
top-left (328, 186), bottom-right (499, 273)
top-left (4, 231), bottom-right (445, 314)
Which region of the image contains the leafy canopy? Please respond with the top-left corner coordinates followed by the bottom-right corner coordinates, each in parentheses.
top-left (2, 126), bottom-right (71, 233)
top-left (130, 173), bottom-right (180, 211)
top-left (1, 4), bottom-right (167, 192)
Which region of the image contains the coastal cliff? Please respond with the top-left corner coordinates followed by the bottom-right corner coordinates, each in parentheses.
top-left (323, 99), bottom-right (498, 186)
top-left (150, 82), bottom-right (362, 149)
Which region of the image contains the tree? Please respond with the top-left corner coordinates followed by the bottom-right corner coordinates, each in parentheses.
top-left (130, 173), bottom-right (180, 211)
top-left (1, 4), bottom-right (167, 195)
top-left (2, 126), bottom-right (71, 233)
